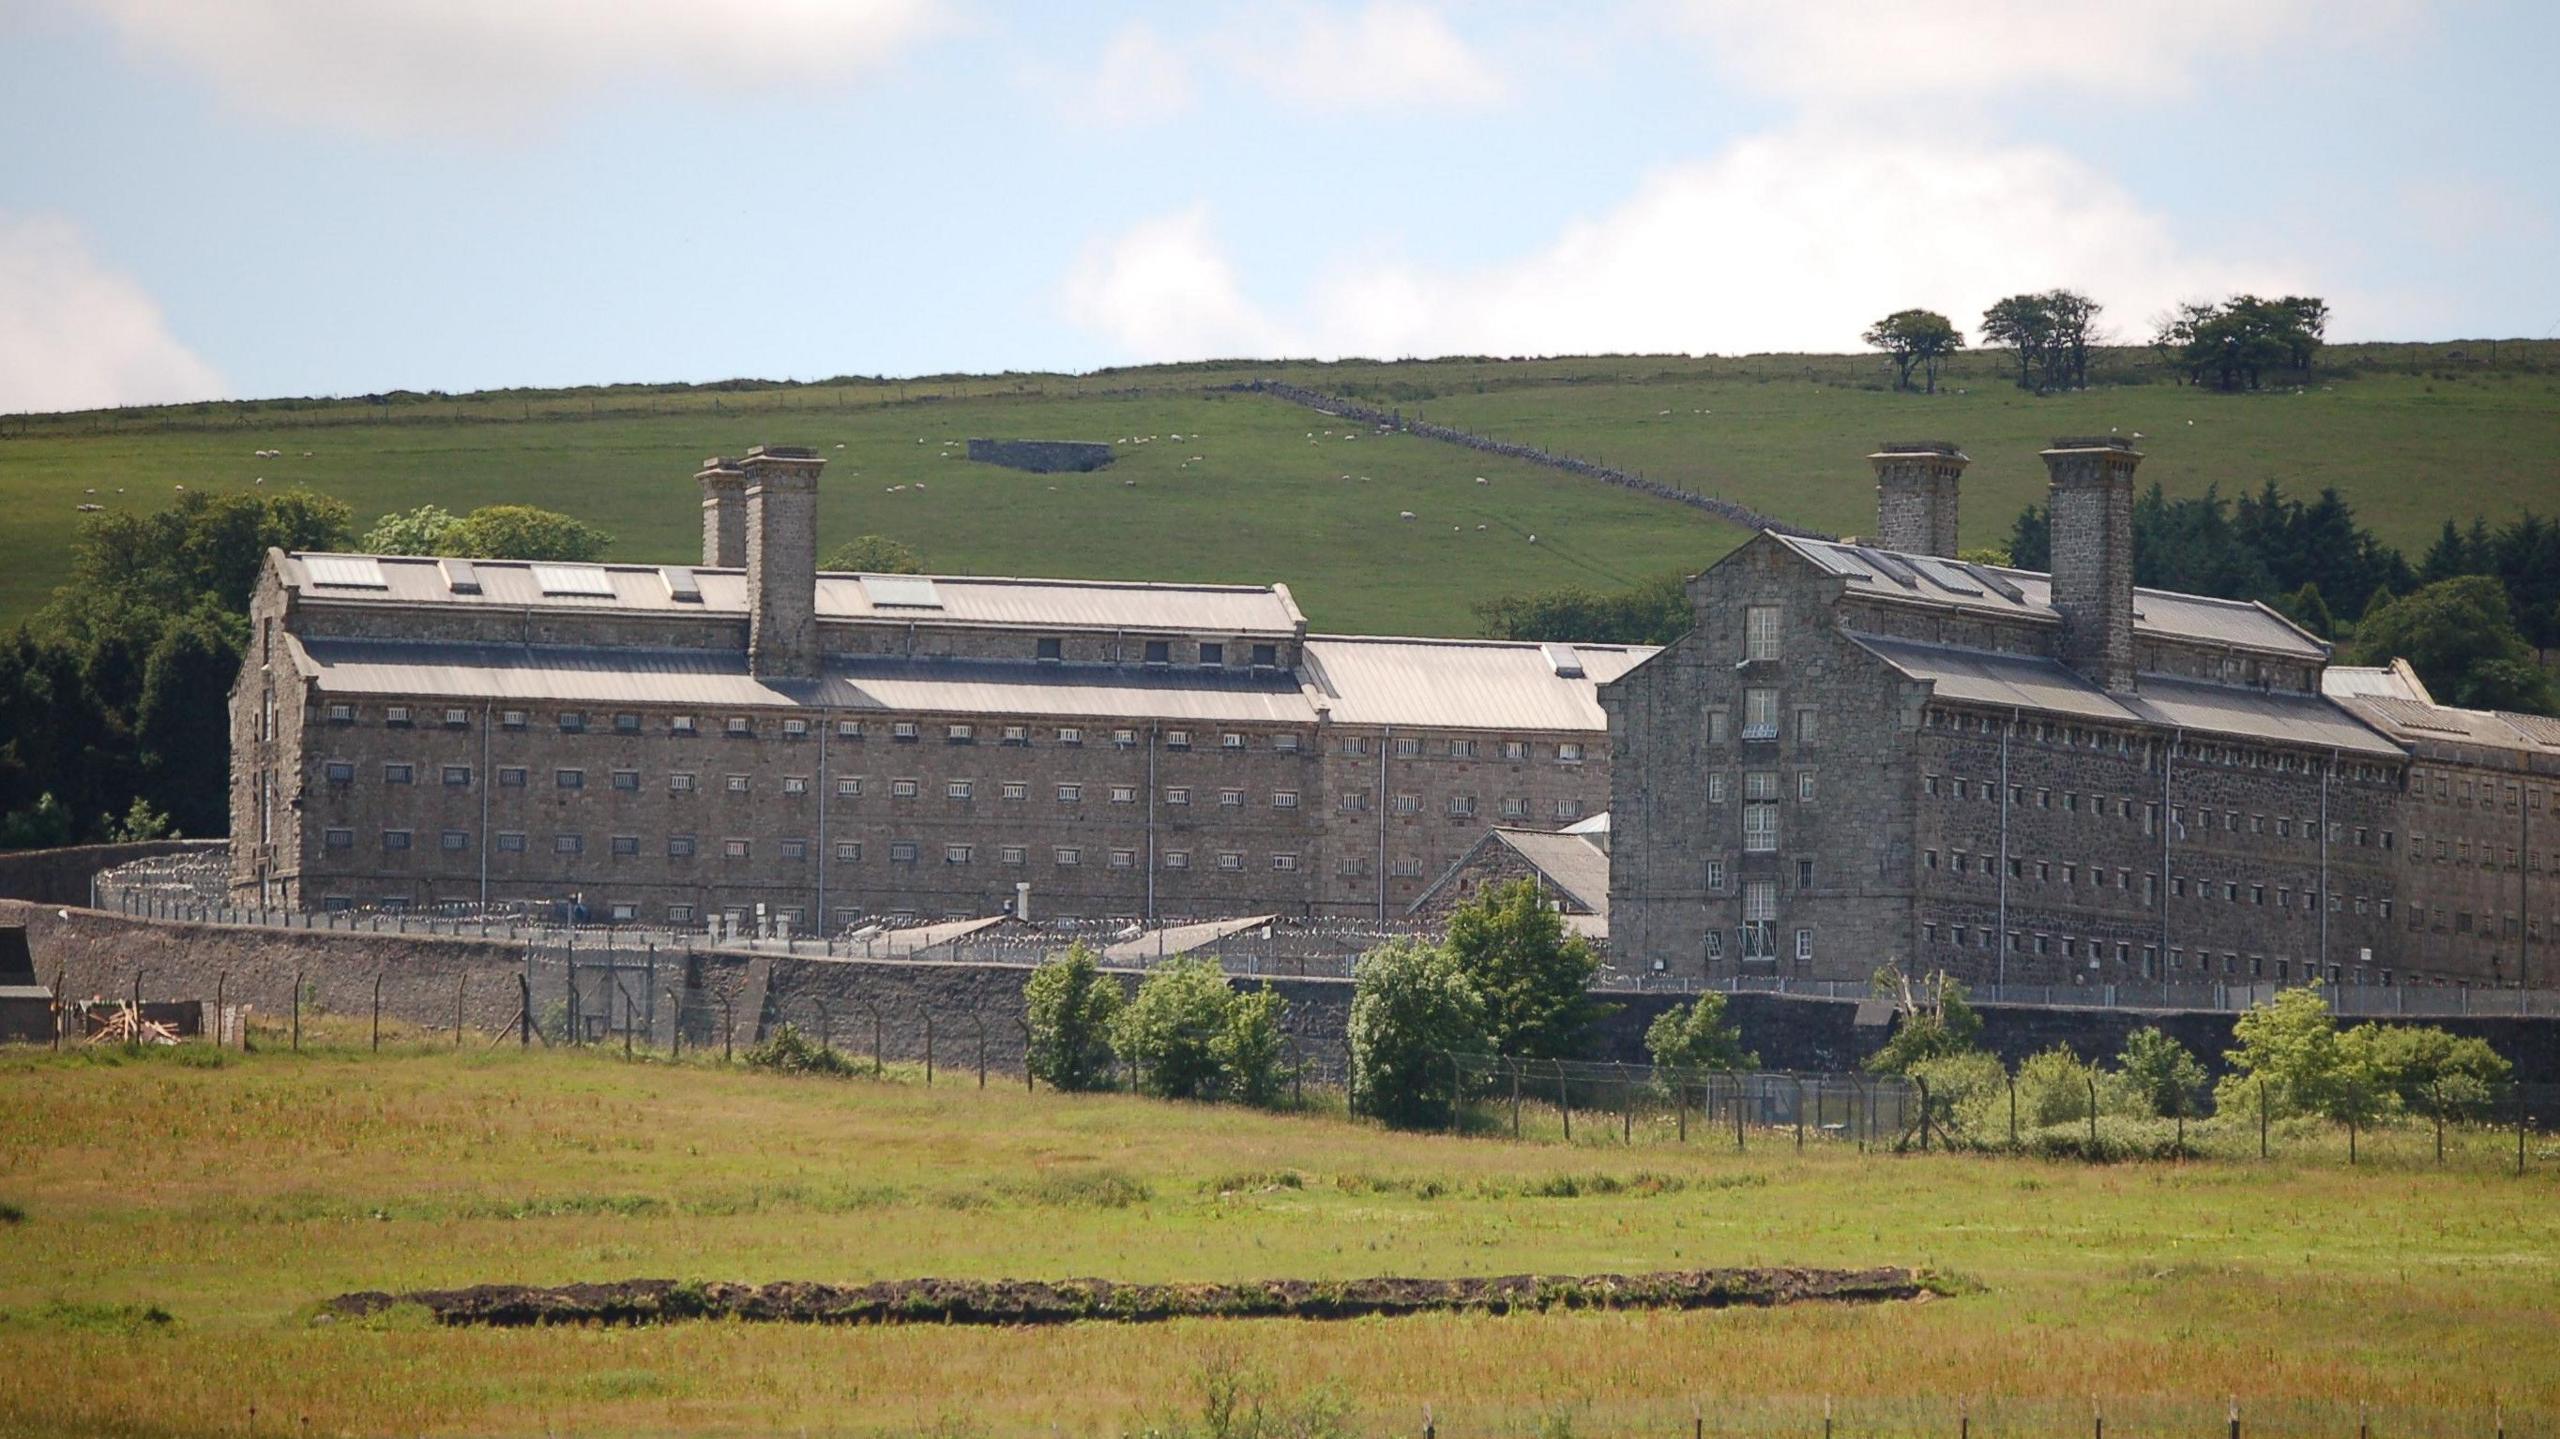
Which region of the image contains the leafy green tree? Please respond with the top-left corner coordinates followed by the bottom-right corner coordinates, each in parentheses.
top-left (822, 535), bottom-right (924, 574)
top-left (1023, 942), bottom-right (1124, 1091)
top-left (2215, 986), bottom-right (2366, 1120)
top-left (2346, 576), bottom-right (2559, 715)
top-left (2117, 1027), bottom-right (2208, 1118)
top-left (445, 505), bottom-right (612, 561)
top-left (1111, 958), bottom-right (1236, 1101)
top-left (1214, 985), bottom-right (1294, 1108)
top-left (59, 488), bottom-right (353, 617)
top-left (0, 793), bottom-right (73, 851)
top-left (360, 504), bottom-right (463, 555)
top-left (1347, 937), bottom-right (1490, 1129)
top-left (109, 796), bottom-right (174, 841)
top-left (2156, 294), bottom-right (2325, 391)
top-left (2341, 1023), bottom-right (2511, 1121)
top-left (1642, 993), bottom-right (1757, 1072)
top-left (1471, 572), bottom-right (1691, 646)
top-left (2273, 582), bottom-right (2336, 639)
top-left (134, 605), bottom-right (244, 837)
top-left (1442, 879), bottom-right (1607, 1060)
top-left (1862, 309), bottom-right (1966, 393)
top-left (1980, 294), bottom-right (2057, 392)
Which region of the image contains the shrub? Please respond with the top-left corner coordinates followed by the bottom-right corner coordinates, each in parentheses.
top-left (1347, 937), bottom-right (1489, 1129)
top-left (2118, 1027), bottom-right (2208, 1118)
top-left (1907, 1050), bottom-right (2008, 1141)
top-left (2216, 987), bottom-right (2355, 1120)
top-left (1214, 985), bottom-right (1294, 1108)
top-left (2343, 1022), bottom-right (2513, 1120)
top-left (1023, 942), bottom-right (1122, 1091)
top-left (1112, 959), bottom-right (1236, 1101)
top-left (1867, 968), bottom-right (1986, 1074)
top-left (2012, 1045), bottom-right (2125, 1128)
top-left (742, 1023), bottom-right (861, 1078)
top-left (1642, 992), bottom-right (1757, 1074)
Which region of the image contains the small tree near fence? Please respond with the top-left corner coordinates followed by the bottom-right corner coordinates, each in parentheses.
top-left (1024, 941), bottom-right (1121, 1092)
top-left (1348, 938), bottom-right (1489, 1129)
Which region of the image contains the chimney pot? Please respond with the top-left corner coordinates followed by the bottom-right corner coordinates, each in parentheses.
top-left (694, 459), bottom-right (748, 569)
top-left (2041, 436), bottom-right (2143, 691)
top-left (1869, 441), bottom-right (1967, 558)
top-left (738, 445), bottom-right (825, 681)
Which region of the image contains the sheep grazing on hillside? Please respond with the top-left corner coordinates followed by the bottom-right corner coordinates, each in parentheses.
top-left (1399, 511), bottom-right (1415, 521)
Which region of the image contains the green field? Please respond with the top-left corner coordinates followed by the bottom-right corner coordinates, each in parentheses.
top-left (4, 344), bottom-right (2557, 638)
top-left (2, 1035), bottom-right (2553, 1438)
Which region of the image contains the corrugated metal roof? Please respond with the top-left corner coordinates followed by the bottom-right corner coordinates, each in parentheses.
top-left (1300, 636), bottom-right (1652, 731)
top-left (2331, 691), bottom-right (2560, 757)
top-left (1104, 915), bottom-right (1278, 962)
top-left (2321, 662), bottom-right (2432, 703)
top-left (293, 637), bottom-right (1324, 723)
top-left (1777, 534), bottom-right (2326, 660)
top-left (1856, 635), bottom-right (2402, 756)
top-left (1488, 829), bottom-right (1611, 916)
top-left (280, 553), bottom-right (1307, 636)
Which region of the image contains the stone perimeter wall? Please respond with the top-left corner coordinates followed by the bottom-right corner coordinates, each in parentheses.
top-left (0, 840), bottom-right (221, 907)
top-left (9, 901), bottom-right (2555, 1085)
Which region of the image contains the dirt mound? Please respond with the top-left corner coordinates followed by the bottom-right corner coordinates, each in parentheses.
top-left (323, 1266), bottom-right (1940, 1328)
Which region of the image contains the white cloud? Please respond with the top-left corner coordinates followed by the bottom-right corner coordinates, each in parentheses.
top-left (1665, 0), bottom-right (2415, 107)
top-left (83, 0), bottom-right (944, 136)
top-left (1084, 22), bottom-right (1196, 128)
top-left (1062, 206), bottom-right (1289, 361)
top-left (0, 215), bottom-right (224, 414)
top-left (1224, 1), bottom-right (1505, 112)
top-left (1065, 127), bottom-right (2310, 362)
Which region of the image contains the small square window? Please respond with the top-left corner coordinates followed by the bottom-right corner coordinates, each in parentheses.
top-left (670, 715), bottom-right (698, 735)
top-left (497, 832), bottom-right (527, 853)
top-left (443, 765), bottom-right (473, 787)
top-left (1036, 637), bottom-right (1063, 662)
top-left (442, 708), bottom-right (469, 729)
top-left (1001, 781), bottom-right (1029, 801)
top-left (1001, 845), bottom-right (1027, 866)
top-left (500, 710), bottom-right (528, 730)
top-left (834, 719), bottom-right (861, 739)
top-left (554, 833), bottom-right (583, 855)
top-left (946, 844), bottom-right (974, 864)
top-left (1251, 643), bottom-right (1277, 667)
top-left (834, 842), bottom-right (861, 861)
top-left (892, 721), bottom-right (919, 742)
top-left (1272, 852), bottom-right (1299, 872)
top-left (1110, 848), bottom-right (1136, 869)
top-left (725, 774), bottom-right (750, 793)
top-left (1222, 732), bottom-right (1246, 751)
top-left (780, 839), bottom-right (808, 860)
top-left (1166, 730), bottom-right (1193, 749)
top-left (1218, 851), bottom-right (1245, 872)
top-left (1055, 846), bottom-right (1081, 867)
top-left (385, 705), bottom-right (413, 728)
top-left (668, 835), bottom-right (697, 857)
top-left (891, 778), bottom-right (919, 798)
top-left (325, 703), bottom-right (354, 725)
top-left (1273, 790), bottom-right (1299, 809)
top-left (1220, 789), bottom-right (1245, 807)
top-left (556, 769), bottom-right (584, 789)
top-left (1003, 725), bottom-right (1028, 746)
top-left (441, 830), bottom-right (470, 852)
top-left (1057, 784), bottom-right (1082, 804)
top-left (723, 838), bottom-right (750, 859)
top-left (1111, 785), bottom-right (1137, 804)
top-left (323, 827), bottom-right (354, 850)
top-left (613, 713), bottom-right (641, 734)
top-left (324, 761), bottom-right (355, 785)
top-left (558, 712), bottom-right (586, 733)
top-left (610, 835), bottom-right (640, 857)
top-left (381, 829), bottom-right (413, 851)
top-left (1165, 786), bottom-right (1191, 806)
top-left (836, 775), bottom-right (862, 797)
top-left (383, 763), bottom-right (414, 785)
top-left (946, 723), bottom-right (974, 744)
top-left (611, 770), bottom-right (639, 791)
top-left (783, 775), bottom-right (809, 795)
top-left (1143, 640), bottom-right (1171, 665)
top-left (669, 772), bottom-right (696, 792)
top-left (726, 716), bottom-right (753, 736)
top-left (1200, 642), bottom-right (1225, 667)
top-left (1057, 726), bottom-right (1083, 745)
top-left (1165, 850), bottom-right (1191, 870)
top-left (948, 780), bottom-right (974, 800)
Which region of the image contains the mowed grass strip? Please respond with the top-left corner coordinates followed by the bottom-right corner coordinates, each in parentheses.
top-left (0, 1043), bottom-right (2552, 1437)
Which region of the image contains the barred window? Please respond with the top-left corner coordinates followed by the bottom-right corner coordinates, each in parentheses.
top-left (610, 835), bottom-right (639, 857)
top-left (381, 829), bottom-right (413, 851)
top-left (668, 835), bottom-right (696, 857)
top-left (443, 765), bottom-right (473, 787)
top-left (441, 830), bottom-right (470, 852)
top-left (497, 832), bottom-right (527, 853)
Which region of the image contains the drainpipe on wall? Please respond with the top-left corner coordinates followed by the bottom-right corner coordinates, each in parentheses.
top-left (1375, 727), bottom-right (1390, 922)
top-left (479, 702), bottom-right (492, 910)
top-left (2521, 766), bottom-right (2534, 992)
top-left (1145, 725), bottom-right (1158, 922)
top-left (2319, 749), bottom-right (2333, 976)
top-left (1997, 710), bottom-right (2013, 987)
top-left (2161, 728), bottom-right (2179, 996)
top-left (815, 714), bottom-right (830, 933)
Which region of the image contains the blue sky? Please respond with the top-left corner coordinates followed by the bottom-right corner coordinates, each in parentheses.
top-left (2, 0), bottom-right (2554, 412)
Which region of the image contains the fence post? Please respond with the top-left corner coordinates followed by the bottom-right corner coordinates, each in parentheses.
top-left (372, 971), bottom-right (384, 1053)
top-left (816, 1000), bottom-right (832, 1056)
top-left (214, 972), bottom-right (226, 1050)
top-left (455, 974), bottom-right (468, 1048)
top-left (2086, 1074), bottom-right (2098, 1154)
top-left (667, 988), bottom-right (682, 1058)
top-left (1448, 1053), bottom-right (1463, 1135)
top-left (293, 968), bottom-right (304, 1052)
top-left (1557, 1060), bottom-right (1571, 1142)
top-left (720, 989), bottom-right (733, 1062)
top-left (1733, 1073), bottom-right (1745, 1151)
top-left (1676, 1076), bottom-right (1688, 1144)
top-left (2518, 1086), bottom-right (2529, 1178)
top-left (1917, 1077), bottom-right (1932, 1152)
top-left (2259, 1080), bottom-right (2269, 1160)
top-left (976, 1016), bottom-right (988, 1090)
top-left (872, 1009), bottom-right (884, 1077)
top-left (128, 969), bottom-right (144, 1052)
top-left (924, 1011), bottom-right (935, 1085)
top-left (2008, 1073), bottom-right (2019, 1146)
top-left (1794, 1074), bottom-right (1806, 1149)
top-left (1510, 1059), bottom-right (1522, 1139)
top-left (518, 974), bottom-right (531, 1048)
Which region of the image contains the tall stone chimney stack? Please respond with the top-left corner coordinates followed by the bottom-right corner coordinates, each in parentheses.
top-left (2041, 435), bottom-right (2143, 692)
top-left (695, 458), bottom-right (748, 568)
top-left (1870, 441), bottom-right (1967, 557)
top-left (739, 445), bottom-right (825, 681)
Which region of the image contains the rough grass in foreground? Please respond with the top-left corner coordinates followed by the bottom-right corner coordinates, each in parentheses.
top-left (0, 1042), bottom-right (2553, 1436)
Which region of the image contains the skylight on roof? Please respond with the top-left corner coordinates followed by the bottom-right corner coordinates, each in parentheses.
top-left (862, 575), bottom-right (943, 609)
top-left (1540, 642), bottom-right (1585, 679)
top-left (660, 567), bottom-right (702, 602)
top-left (439, 558), bottom-right (480, 594)
top-left (306, 556), bottom-right (387, 589)
top-left (532, 564), bottom-right (615, 598)
top-left (1911, 556), bottom-right (1983, 596)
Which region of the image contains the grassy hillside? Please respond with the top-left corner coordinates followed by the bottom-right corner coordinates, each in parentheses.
top-left (2, 1038), bottom-right (2554, 1437)
top-left (3, 342), bottom-right (2556, 637)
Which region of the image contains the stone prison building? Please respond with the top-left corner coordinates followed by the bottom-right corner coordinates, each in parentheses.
top-left (1603, 439), bottom-right (2558, 992)
top-left (228, 447), bottom-right (1640, 929)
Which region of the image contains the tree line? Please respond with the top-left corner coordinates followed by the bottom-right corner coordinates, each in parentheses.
top-left (1866, 291), bottom-right (2327, 394)
top-left (0, 492), bottom-right (620, 850)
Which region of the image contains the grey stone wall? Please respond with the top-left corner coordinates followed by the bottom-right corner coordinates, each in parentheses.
top-left (966, 439), bottom-right (1114, 473)
top-left (0, 840), bottom-right (222, 905)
